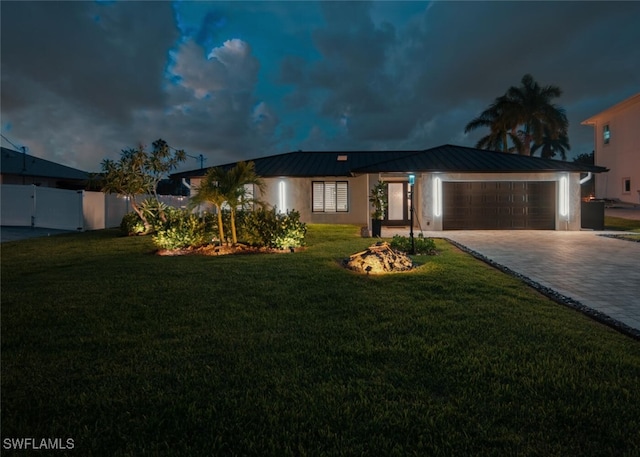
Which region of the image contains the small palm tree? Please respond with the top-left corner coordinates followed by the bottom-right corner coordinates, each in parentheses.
top-left (191, 167), bottom-right (229, 244)
top-left (224, 162), bottom-right (265, 245)
top-left (190, 161), bottom-right (265, 246)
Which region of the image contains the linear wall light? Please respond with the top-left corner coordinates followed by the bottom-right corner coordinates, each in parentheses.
top-left (433, 177), bottom-right (442, 217)
top-left (279, 180), bottom-right (286, 213)
top-left (559, 176), bottom-right (569, 218)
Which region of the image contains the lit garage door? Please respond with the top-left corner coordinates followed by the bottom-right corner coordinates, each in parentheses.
top-left (443, 181), bottom-right (555, 230)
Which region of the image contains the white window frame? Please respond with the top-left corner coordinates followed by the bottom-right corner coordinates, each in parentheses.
top-left (623, 178), bottom-right (631, 194)
top-left (312, 181), bottom-right (349, 213)
top-left (603, 124), bottom-right (611, 145)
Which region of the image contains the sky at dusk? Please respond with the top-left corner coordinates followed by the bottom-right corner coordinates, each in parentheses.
top-left (1, 1), bottom-right (639, 174)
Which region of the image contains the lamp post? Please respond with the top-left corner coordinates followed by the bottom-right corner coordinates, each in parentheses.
top-left (409, 174), bottom-right (415, 254)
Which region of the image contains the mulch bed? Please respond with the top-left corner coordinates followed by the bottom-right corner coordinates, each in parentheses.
top-left (156, 244), bottom-right (303, 256)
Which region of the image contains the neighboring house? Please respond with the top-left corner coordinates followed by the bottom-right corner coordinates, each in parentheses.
top-left (173, 144), bottom-right (606, 231)
top-left (581, 93), bottom-right (640, 204)
top-left (0, 146), bottom-right (89, 189)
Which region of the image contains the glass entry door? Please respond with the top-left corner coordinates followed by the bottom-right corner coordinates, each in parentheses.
top-left (385, 182), bottom-right (409, 226)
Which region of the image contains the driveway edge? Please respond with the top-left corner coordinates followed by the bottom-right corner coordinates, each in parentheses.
top-left (445, 238), bottom-right (640, 341)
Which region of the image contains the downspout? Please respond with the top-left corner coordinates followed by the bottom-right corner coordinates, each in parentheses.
top-left (181, 178), bottom-right (191, 191)
top-left (579, 172), bottom-right (592, 185)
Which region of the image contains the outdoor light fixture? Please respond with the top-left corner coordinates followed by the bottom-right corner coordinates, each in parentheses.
top-left (279, 180), bottom-right (286, 213)
top-left (433, 177), bottom-right (442, 217)
top-left (559, 176), bottom-right (569, 218)
top-left (408, 174), bottom-right (416, 254)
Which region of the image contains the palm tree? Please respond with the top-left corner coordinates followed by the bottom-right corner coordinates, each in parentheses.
top-left (505, 74), bottom-right (569, 156)
top-left (191, 167), bottom-right (229, 244)
top-left (531, 127), bottom-right (571, 160)
top-left (224, 161), bottom-right (265, 245)
top-left (190, 161), bottom-right (264, 246)
top-left (465, 74), bottom-right (569, 156)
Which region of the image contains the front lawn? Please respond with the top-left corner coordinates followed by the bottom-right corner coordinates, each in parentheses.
top-left (605, 215), bottom-right (640, 242)
top-left (2, 225), bottom-right (639, 456)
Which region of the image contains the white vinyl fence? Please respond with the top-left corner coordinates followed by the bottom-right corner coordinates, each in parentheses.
top-left (1, 184), bottom-right (189, 231)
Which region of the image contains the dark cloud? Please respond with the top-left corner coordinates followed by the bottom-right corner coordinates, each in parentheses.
top-left (1, 1), bottom-right (178, 122)
top-left (1, 1), bottom-right (638, 173)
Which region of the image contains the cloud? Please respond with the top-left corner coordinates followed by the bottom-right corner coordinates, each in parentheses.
top-left (1, 1), bottom-right (639, 174)
top-left (1, 1), bottom-right (178, 122)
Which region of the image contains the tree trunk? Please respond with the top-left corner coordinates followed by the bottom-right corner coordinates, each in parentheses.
top-left (130, 197), bottom-right (153, 235)
top-left (215, 205), bottom-right (225, 245)
top-left (230, 208), bottom-right (238, 245)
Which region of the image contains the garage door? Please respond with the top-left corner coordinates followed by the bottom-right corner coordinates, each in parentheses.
top-left (443, 181), bottom-right (555, 230)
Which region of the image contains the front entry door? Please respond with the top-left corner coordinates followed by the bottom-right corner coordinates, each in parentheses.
top-left (385, 182), bottom-right (409, 226)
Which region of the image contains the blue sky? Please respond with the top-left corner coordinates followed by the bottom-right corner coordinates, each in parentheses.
top-left (2, 1), bottom-right (639, 173)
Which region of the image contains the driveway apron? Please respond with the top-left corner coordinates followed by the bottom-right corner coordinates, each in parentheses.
top-left (384, 228), bottom-right (640, 336)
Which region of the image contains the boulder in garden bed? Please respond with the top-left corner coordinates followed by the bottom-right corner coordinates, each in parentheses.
top-left (343, 242), bottom-right (414, 274)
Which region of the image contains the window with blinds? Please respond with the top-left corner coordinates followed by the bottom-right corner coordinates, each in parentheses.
top-left (312, 181), bottom-right (348, 212)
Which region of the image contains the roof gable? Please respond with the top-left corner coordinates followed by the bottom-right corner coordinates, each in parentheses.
top-left (582, 93), bottom-right (640, 125)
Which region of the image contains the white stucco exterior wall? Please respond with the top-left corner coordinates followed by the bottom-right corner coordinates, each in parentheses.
top-left (582, 93), bottom-right (640, 204)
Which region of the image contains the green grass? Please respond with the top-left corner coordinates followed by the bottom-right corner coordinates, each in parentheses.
top-left (605, 215), bottom-right (640, 232)
top-left (2, 225), bottom-right (640, 456)
top-left (605, 215), bottom-right (640, 241)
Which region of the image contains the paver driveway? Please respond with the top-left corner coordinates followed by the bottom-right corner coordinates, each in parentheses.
top-left (384, 228), bottom-right (640, 335)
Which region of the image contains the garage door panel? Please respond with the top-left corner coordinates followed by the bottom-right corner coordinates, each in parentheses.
top-left (443, 181), bottom-right (555, 230)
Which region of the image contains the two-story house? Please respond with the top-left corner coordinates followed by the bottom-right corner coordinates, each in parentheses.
top-left (582, 93), bottom-right (640, 204)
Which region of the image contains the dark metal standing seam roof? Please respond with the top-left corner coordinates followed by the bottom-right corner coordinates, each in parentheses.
top-left (170, 144), bottom-right (608, 179)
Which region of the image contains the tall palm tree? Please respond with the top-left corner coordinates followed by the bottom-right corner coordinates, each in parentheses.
top-left (531, 127), bottom-right (571, 160)
top-left (505, 74), bottom-right (569, 156)
top-left (465, 96), bottom-right (522, 153)
top-left (465, 74), bottom-right (569, 156)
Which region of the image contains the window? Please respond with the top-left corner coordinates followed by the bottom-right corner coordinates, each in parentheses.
top-left (313, 181), bottom-right (348, 212)
top-left (623, 178), bottom-right (631, 194)
top-left (603, 124), bottom-right (610, 144)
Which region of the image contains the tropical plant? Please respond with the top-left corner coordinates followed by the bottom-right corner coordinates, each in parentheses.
top-left (190, 161), bottom-right (264, 246)
top-left (390, 233), bottom-right (437, 255)
top-left (140, 198), bottom-right (170, 231)
top-left (223, 161), bottom-right (266, 245)
top-left (531, 127), bottom-right (570, 160)
top-left (369, 181), bottom-right (387, 220)
top-left (101, 139), bottom-right (186, 234)
top-left (120, 212), bottom-right (146, 236)
top-left (465, 74), bottom-right (569, 157)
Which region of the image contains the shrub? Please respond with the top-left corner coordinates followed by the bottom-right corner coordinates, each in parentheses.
top-left (119, 198), bottom-right (171, 236)
top-left (140, 198), bottom-right (169, 231)
top-left (241, 208), bottom-right (307, 249)
top-left (120, 212), bottom-right (146, 236)
top-left (152, 209), bottom-right (211, 250)
top-left (390, 233), bottom-right (436, 255)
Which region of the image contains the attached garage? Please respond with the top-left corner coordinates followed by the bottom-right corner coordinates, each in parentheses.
top-left (442, 181), bottom-right (556, 230)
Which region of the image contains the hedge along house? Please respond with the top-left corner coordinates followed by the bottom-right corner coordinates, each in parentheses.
top-left (172, 144), bottom-right (607, 232)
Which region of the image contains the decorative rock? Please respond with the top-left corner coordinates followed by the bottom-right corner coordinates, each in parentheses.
top-left (343, 242), bottom-right (414, 274)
